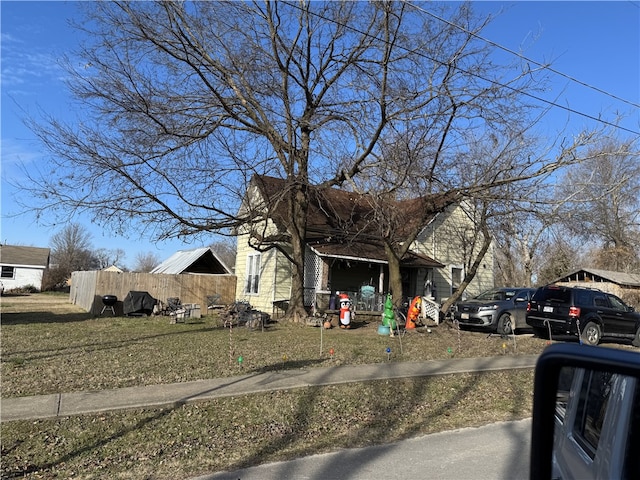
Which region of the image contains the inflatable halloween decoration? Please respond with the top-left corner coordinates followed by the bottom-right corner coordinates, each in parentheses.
top-left (406, 296), bottom-right (422, 329)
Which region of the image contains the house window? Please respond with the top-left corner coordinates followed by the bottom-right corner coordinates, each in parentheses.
top-left (245, 253), bottom-right (261, 295)
top-left (1, 266), bottom-right (15, 279)
top-left (451, 267), bottom-right (463, 292)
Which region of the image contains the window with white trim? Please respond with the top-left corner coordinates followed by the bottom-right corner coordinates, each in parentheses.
top-left (245, 253), bottom-right (261, 295)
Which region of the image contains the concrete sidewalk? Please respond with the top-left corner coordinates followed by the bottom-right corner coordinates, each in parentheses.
top-left (1, 355), bottom-right (538, 422)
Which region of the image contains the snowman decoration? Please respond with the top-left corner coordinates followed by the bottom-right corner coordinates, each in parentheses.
top-left (339, 294), bottom-right (352, 329)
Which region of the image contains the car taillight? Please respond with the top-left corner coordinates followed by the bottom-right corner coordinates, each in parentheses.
top-left (527, 302), bottom-right (531, 312)
top-left (569, 306), bottom-right (580, 317)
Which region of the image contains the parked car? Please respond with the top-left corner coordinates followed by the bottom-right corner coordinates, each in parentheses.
top-left (453, 287), bottom-right (536, 335)
top-left (526, 284), bottom-right (640, 346)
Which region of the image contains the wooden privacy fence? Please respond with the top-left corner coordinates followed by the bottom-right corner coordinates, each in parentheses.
top-left (70, 270), bottom-right (237, 315)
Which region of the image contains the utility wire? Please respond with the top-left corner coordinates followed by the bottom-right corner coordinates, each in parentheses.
top-left (284, 1), bottom-right (640, 136)
top-left (407, 1), bottom-right (640, 110)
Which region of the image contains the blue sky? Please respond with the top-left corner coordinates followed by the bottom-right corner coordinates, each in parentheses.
top-left (2, 1), bottom-right (639, 269)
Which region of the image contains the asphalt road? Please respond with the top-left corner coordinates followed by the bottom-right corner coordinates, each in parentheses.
top-left (194, 418), bottom-right (531, 480)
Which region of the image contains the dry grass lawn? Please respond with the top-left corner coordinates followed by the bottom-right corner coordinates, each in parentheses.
top-left (1, 293), bottom-right (547, 398)
top-left (0, 292), bottom-right (610, 479)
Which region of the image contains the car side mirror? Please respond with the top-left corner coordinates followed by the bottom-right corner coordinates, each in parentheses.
top-left (531, 343), bottom-right (640, 479)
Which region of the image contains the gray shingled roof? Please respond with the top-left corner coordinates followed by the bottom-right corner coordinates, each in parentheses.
top-left (0, 245), bottom-right (50, 268)
top-left (555, 268), bottom-right (640, 287)
top-left (150, 247), bottom-right (231, 275)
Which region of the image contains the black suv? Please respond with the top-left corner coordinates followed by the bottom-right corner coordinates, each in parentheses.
top-left (526, 285), bottom-right (640, 346)
top-left (454, 287), bottom-right (536, 335)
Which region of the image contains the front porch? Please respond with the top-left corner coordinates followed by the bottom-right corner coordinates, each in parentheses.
top-left (309, 288), bottom-right (442, 325)
top-left (303, 244), bottom-right (444, 324)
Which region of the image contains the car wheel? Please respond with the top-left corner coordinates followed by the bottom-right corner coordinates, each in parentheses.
top-left (581, 321), bottom-right (601, 346)
top-left (497, 313), bottom-right (513, 335)
top-left (633, 326), bottom-right (640, 348)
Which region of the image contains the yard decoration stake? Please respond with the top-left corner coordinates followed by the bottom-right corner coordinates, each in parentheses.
top-left (228, 321), bottom-right (234, 365)
top-left (320, 318), bottom-right (323, 356)
top-left (386, 347), bottom-right (391, 361)
top-left (576, 318), bottom-right (582, 345)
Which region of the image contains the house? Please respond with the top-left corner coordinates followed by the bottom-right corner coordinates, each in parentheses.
top-left (234, 175), bottom-right (494, 319)
top-left (552, 268), bottom-right (640, 307)
top-left (151, 247), bottom-right (232, 275)
top-left (0, 244), bottom-right (51, 292)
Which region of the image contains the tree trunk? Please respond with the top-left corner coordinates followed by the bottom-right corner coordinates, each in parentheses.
top-left (286, 181), bottom-right (309, 323)
top-left (384, 242), bottom-right (404, 308)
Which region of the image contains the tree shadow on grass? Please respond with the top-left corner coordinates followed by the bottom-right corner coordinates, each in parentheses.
top-left (4, 325), bottom-right (215, 361)
top-left (1, 407), bottom-right (177, 479)
top-left (1, 311), bottom-right (94, 325)
top-left (222, 368), bottom-right (532, 478)
top-left (1, 364), bottom-right (533, 478)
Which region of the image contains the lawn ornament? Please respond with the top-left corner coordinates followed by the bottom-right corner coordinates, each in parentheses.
top-left (339, 293), bottom-right (352, 329)
top-left (406, 296), bottom-right (422, 329)
top-left (382, 294), bottom-right (396, 329)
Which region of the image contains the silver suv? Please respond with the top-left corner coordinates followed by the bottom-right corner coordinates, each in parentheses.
top-left (453, 287), bottom-right (536, 335)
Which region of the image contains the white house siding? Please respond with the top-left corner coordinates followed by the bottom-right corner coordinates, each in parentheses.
top-left (234, 233), bottom-right (252, 301)
top-left (235, 232), bottom-right (292, 315)
top-left (2, 266), bottom-right (45, 291)
top-left (414, 204), bottom-right (494, 302)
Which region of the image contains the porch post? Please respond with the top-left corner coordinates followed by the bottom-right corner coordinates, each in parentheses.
top-left (378, 264), bottom-right (384, 294)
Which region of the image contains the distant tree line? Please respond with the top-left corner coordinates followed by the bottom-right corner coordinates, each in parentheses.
top-left (41, 223), bottom-right (236, 291)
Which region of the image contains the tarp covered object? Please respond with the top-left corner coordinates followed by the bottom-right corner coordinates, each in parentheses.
top-left (123, 291), bottom-right (157, 316)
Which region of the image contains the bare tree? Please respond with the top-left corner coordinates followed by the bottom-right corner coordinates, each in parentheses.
top-left (558, 137), bottom-right (640, 271)
top-left (132, 252), bottom-right (161, 273)
top-left (352, 122), bottom-right (597, 311)
top-left (209, 239), bottom-right (236, 272)
top-left (536, 236), bottom-right (580, 285)
top-left (20, 1), bottom-right (422, 320)
top-left (18, 1), bottom-right (600, 320)
top-left (44, 223), bottom-right (98, 289)
top-left (94, 248), bottom-right (126, 269)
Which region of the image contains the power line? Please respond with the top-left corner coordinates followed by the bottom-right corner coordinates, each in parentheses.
top-left (284, 1), bottom-right (640, 136)
top-left (407, 1), bottom-right (640, 110)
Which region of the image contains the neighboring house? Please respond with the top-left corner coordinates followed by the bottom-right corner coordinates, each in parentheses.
top-left (151, 247), bottom-right (232, 275)
top-left (552, 268), bottom-right (640, 307)
top-left (0, 244), bottom-right (51, 292)
top-left (235, 175), bottom-right (494, 317)
top-left (102, 265), bottom-right (124, 273)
